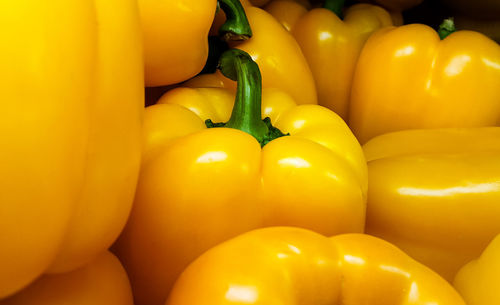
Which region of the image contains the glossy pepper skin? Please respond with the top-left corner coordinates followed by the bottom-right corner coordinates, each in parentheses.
top-left (227, 6), bottom-right (318, 104)
top-left (114, 50), bottom-right (366, 305)
top-left (363, 127), bottom-right (500, 282)
top-left (349, 23), bottom-right (500, 144)
top-left (0, 0), bottom-right (143, 298)
top-left (167, 227), bottom-right (466, 305)
top-left (263, 0), bottom-right (309, 32)
top-left (454, 234), bottom-right (500, 305)
top-left (0, 252), bottom-right (133, 305)
top-left (139, 0), bottom-right (217, 86)
top-left (206, 4), bottom-right (318, 104)
top-left (292, 2), bottom-right (393, 120)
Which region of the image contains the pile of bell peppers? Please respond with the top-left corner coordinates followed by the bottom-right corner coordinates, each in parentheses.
top-left (1, 0), bottom-right (499, 305)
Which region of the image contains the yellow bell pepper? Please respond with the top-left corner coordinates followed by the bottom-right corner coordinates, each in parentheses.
top-left (0, 0), bottom-right (143, 298)
top-left (292, 0), bottom-right (393, 120)
top-left (139, 0), bottom-right (252, 86)
top-left (454, 234), bottom-right (500, 305)
top-left (167, 227), bottom-right (466, 305)
top-left (349, 19), bottom-right (500, 144)
top-left (205, 2), bottom-right (318, 105)
top-left (0, 252), bottom-right (133, 305)
top-left (210, 5), bottom-right (318, 104)
top-left (114, 49), bottom-right (366, 305)
top-left (264, 0), bottom-right (309, 32)
top-left (363, 127), bottom-right (500, 282)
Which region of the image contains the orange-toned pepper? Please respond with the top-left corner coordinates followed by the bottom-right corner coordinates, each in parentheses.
top-left (0, 0), bottom-right (143, 298)
top-left (363, 127), bottom-right (500, 282)
top-left (349, 19), bottom-right (500, 144)
top-left (0, 252), bottom-right (133, 305)
top-left (292, 0), bottom-right (393, 120)
top-left (167, 227), bottom-right (466, 305)
top-left (454, 234), bottom-right (500, 305)
top-left (114, 49), bottom-right (366, 305)
top-left (139, 0), bottom-right (252, 86)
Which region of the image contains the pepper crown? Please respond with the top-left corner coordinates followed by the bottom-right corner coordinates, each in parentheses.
top-left (438, 18), bottom-right (456, 40)
top-left (205, 49), bottom-right (289, 147)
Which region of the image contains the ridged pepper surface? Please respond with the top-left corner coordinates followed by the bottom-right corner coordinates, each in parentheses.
top-left (349, 21), bottom-right (500, 143)
top-left (0, 0), bottom-right (143, 298)
top-left (114, 49), bottom-right (366, 305)
top-left (292, 0), bottom-right (393, 120)
top-left (167, 227), bottom-right (466, 305)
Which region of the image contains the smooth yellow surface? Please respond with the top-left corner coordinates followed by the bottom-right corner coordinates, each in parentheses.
top-left (166, 227), bottom-right (465, 305)
top-left (114, 87), bottom-right (366, 305)
top-left (230, 7), bottom-right (318, 104)
top-left (183, 70), bottom-right (237, 91)
top-left (350, 24), bottom-right (500, 144)
top-left (0, 252), bottom-right (133, 305)
top-left (454, 234), bottom-right (500, 305)
top-left (0, 0), bottom-right (143, 298)
top-left (264, 0), bottom-right (308, 32)
top-left (293, 4), bottom-right (392, 120)
top-left (139, 0), bottom-right (216, 86)
top-left (364, 128), bottom-right (500, 282)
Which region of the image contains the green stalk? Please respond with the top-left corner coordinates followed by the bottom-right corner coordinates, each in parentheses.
top-left (438, 18), bottom-right (456, 40)
top-left (218, 0), bottom-right (252, 41)
top-left (324, 0), bottom-right (345, 19)
top-left (219, 49), bottom-right (269, 143)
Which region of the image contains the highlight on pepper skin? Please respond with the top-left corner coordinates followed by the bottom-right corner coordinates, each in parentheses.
top-left (166, 227), bottom-right (466, 305)
top-left (363, 127), bottom-right (500, 282)
top-left (113, 49), bottom-right (367, 305)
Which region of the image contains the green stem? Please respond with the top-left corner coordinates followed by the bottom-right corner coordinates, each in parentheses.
top-left (219, 49), bottom-right (269, 143)
top-left (438, 18), bottom-right (456, 40)
top-left (218, 0), bottom-right (252, 41)
top-left (324, 0), bottom-right (345, 19)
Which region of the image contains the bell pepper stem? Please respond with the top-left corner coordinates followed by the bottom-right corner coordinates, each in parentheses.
top-left (324, 0), bottom-right (345, 19)
top-left (438, 18), bottom-right (456, 40)
top-left (219, 49), bottom-right (269, 143)
top-left (219, 0), bottom-right (252, 41)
